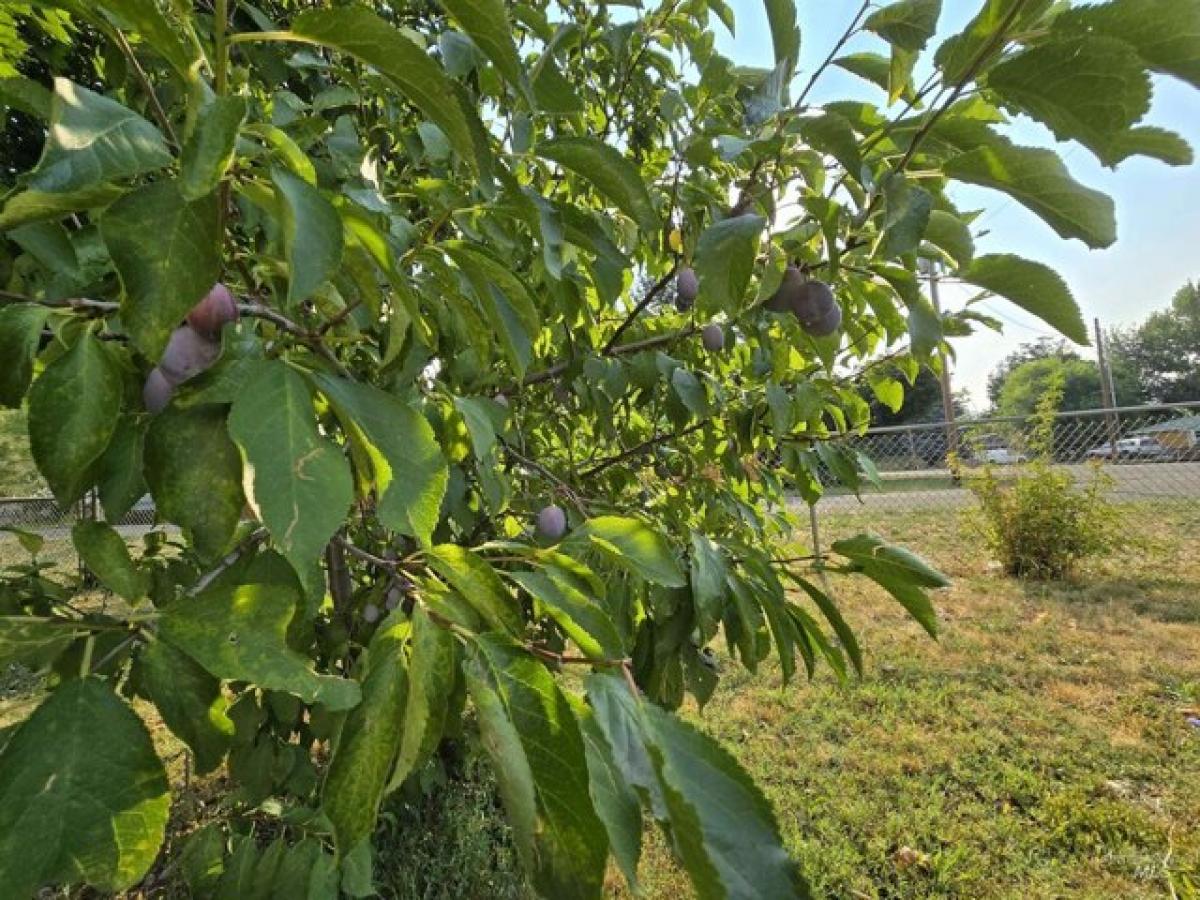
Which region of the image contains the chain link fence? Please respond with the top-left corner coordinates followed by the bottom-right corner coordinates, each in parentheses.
top-left (0, 493), bottom-right (158, 570)
top-left (805, 402), bottom-right (1200, 552)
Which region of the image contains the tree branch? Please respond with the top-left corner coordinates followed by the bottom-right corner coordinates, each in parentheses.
top-left (601, 265), bottom-right (678, 354)
top-left (582, 420), bottom-right (706, 478)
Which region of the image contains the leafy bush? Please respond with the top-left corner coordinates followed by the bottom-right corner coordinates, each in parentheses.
top-left (0, 0), bottom-right (1196, 897)
top-left (968, 382), bottom-right (1118, 579)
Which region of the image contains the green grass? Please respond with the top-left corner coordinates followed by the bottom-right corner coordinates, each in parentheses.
top-left (0, 409), bottom-right (45, 496)
top-left (619, 504), bottom-right (1200, 899)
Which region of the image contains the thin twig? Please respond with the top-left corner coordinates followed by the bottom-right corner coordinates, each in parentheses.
top-left (582, 421), bottom-right (706, 478)
top-left (794, 0), bottom-right (872, 110)
top-left (112, 29), bottom-right (179, 146)
top-left (602, 265), bottom-right (678, 354)
top-left (189, 529), bottom-right (268, 596)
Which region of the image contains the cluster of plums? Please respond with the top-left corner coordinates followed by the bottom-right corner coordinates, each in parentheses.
top-left (673, 262), bottom-right (841, 357)
top-left (765, 265), bottom-right (842, 336)
top-left (143, 283), bottom-right (239, 413)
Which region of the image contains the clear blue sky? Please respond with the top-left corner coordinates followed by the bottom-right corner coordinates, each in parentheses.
top-left (719, 1), bottom-right (1200, 409)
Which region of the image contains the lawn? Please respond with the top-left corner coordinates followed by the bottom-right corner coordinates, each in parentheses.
top-left (623, 503), bottom-right (1200, 899)
top-left (2, 503), bottom-right (1197, 898)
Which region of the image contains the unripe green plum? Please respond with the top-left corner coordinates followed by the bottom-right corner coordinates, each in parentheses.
top-left (535, 504), bottom-right (567, 541)
top-left (675, 267), bottom-right (698, 311)
top-left (143, 367), bottom-right (173, 414)
top-left (701, 323), bottom-right (725, 351)
top-left (186, 282), bottom-right (239, 338)
top-left (158, 325), bottom-right (220, 386)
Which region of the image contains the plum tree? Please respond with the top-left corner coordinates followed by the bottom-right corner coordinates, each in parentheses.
top-left (0, 1), bottom-right (1196, 897)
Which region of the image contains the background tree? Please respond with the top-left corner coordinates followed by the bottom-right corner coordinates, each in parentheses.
top-left (1110, 279), bottom-right (1200, 403)
top-left (0, 1), bottom-right (1197, 897)
top-left (987, 338), bottom-right (1144, 416)
top-left (864, 367), bottom-right (967, 427)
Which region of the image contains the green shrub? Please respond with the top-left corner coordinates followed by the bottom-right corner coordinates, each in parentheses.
top-left (967, 382), bottom-right (1117, 580)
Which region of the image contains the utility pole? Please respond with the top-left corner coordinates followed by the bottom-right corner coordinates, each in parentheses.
top-left (1094, 318), bottom-right (1120, 459)
top-left (926, 260), bottom-right (959, 468)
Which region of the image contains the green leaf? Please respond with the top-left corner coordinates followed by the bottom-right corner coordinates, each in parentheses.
top-left (444, 241), bottom-right (541, 378)
top-left (426, 545), bottom-right (522, 636)
top-left (762, 0), bottom-right (801, 71)
top-left (453, 396), bottom-right (501, 459)
top-left (922, 210), bottom-right (975, 270)
top-left (1, 527), bottom-right (45, 556)
top-left (159, 581), bottom-right (361, 710)
top-left (0, 617), bottom-right (84, 669)
top-left (834, 52), bottom-right (914, 100)
top-left (573, 516), bottom-right (685, 588)
top-left (0, 678), bottom-right (169, 896)
top-left (227, 361), bottom-right (354, 577)
top-left (465, 635), bottom-right (607, 900)
top-left (145, 405), bottom-right (245, 562)
top-left (0, 303), bottom-right (50, 407)
top-left (961, 253), bottom-right (1087, 345)
top-left (28, 333), bottom-right (122, 506)
top-left (832, 533), bottom-right (948, 637)
top-left (271, 168), bottom-right (344, 307)
top-left (985, 35), bottom-right (1151, 166)
top-left (1104, 126), bottom-right (1195, 167)
top-left (10, 221), bottom-right (79, 279)
top-left (94, 0), bottom-right (200, 81)
top-left (323, 615), bottom-right (409, 855)
top-left (1054, 0), bottom-right (1200, 90)
top-left (864, 0), bottom-right (942, 52)
top-left (180, 96), bottom-right (247, 201)
top-left (799, 109), bottom-right (864, 177)
top-left (510, 569), bottom-right (624, 660)
top-left (95, 416), bottom-right (148, 523)
top-left (242, 123), bottom-right (317, 184)
top-left (72, 520), bottom-right (146, 601)
top-left (30, 78), bottom-right (171, 193)
top-left (0, 183), bottom-right (125, 232)
top-left (935, 0), bottom-right (1055, 83)
top-left (290, 6), bottom-right (484, 169)
top-left (787, 574), bottom-right (863, 676)
top-left (577, 704), bottom-right (641, 893)
top-left (102, 179), bottom-right (221, 359)
top-left (694, 213), bottom-right (767, 315)
top-left (538, 137), bottom-right (658, 233)
top-left (311, 374), bottom-right (447, 547)
top-left (879, 175), bottom-right (933, 258)
top-left (689, 532), bottom-right (728, 635)
top-left (387, 606), bottom-right (457, 792)
top-left (437, 0), bottom-right (528, 99)
top-left (586, 673), bottom-right (807, 900)
top-left (136, 639), bottom-right (234, 774)
top-left (0, 75), bottom-right (51, 118)
top-left (943, 138), bottom-right (1116, 249)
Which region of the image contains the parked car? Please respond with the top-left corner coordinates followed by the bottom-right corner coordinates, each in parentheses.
top-left (1084, 436), bottom-right (1169, 461)
top-left (980, 445), bottom-right (1028, 465)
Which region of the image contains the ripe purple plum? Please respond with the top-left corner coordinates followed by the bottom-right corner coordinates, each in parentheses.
top-left (675, 267), bottom-right (699, 311)
top-left (765, 264), bottom-right (805, 313)
top-left (701, 323), bottom-right (725, 351)
top-left (143, 367), bottom-right (173, 414)
top-left (186, 282), bottom-right (239, 338)
top-left (535, 504), bottom-right (567, 541)
top-left (362, 603), bottom-right (381, 624)
top-left (158, 325), bottom-right (220, 386)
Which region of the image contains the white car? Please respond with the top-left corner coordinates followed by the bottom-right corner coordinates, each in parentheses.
top-left (980, 445), bottom-right (1028, 465)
